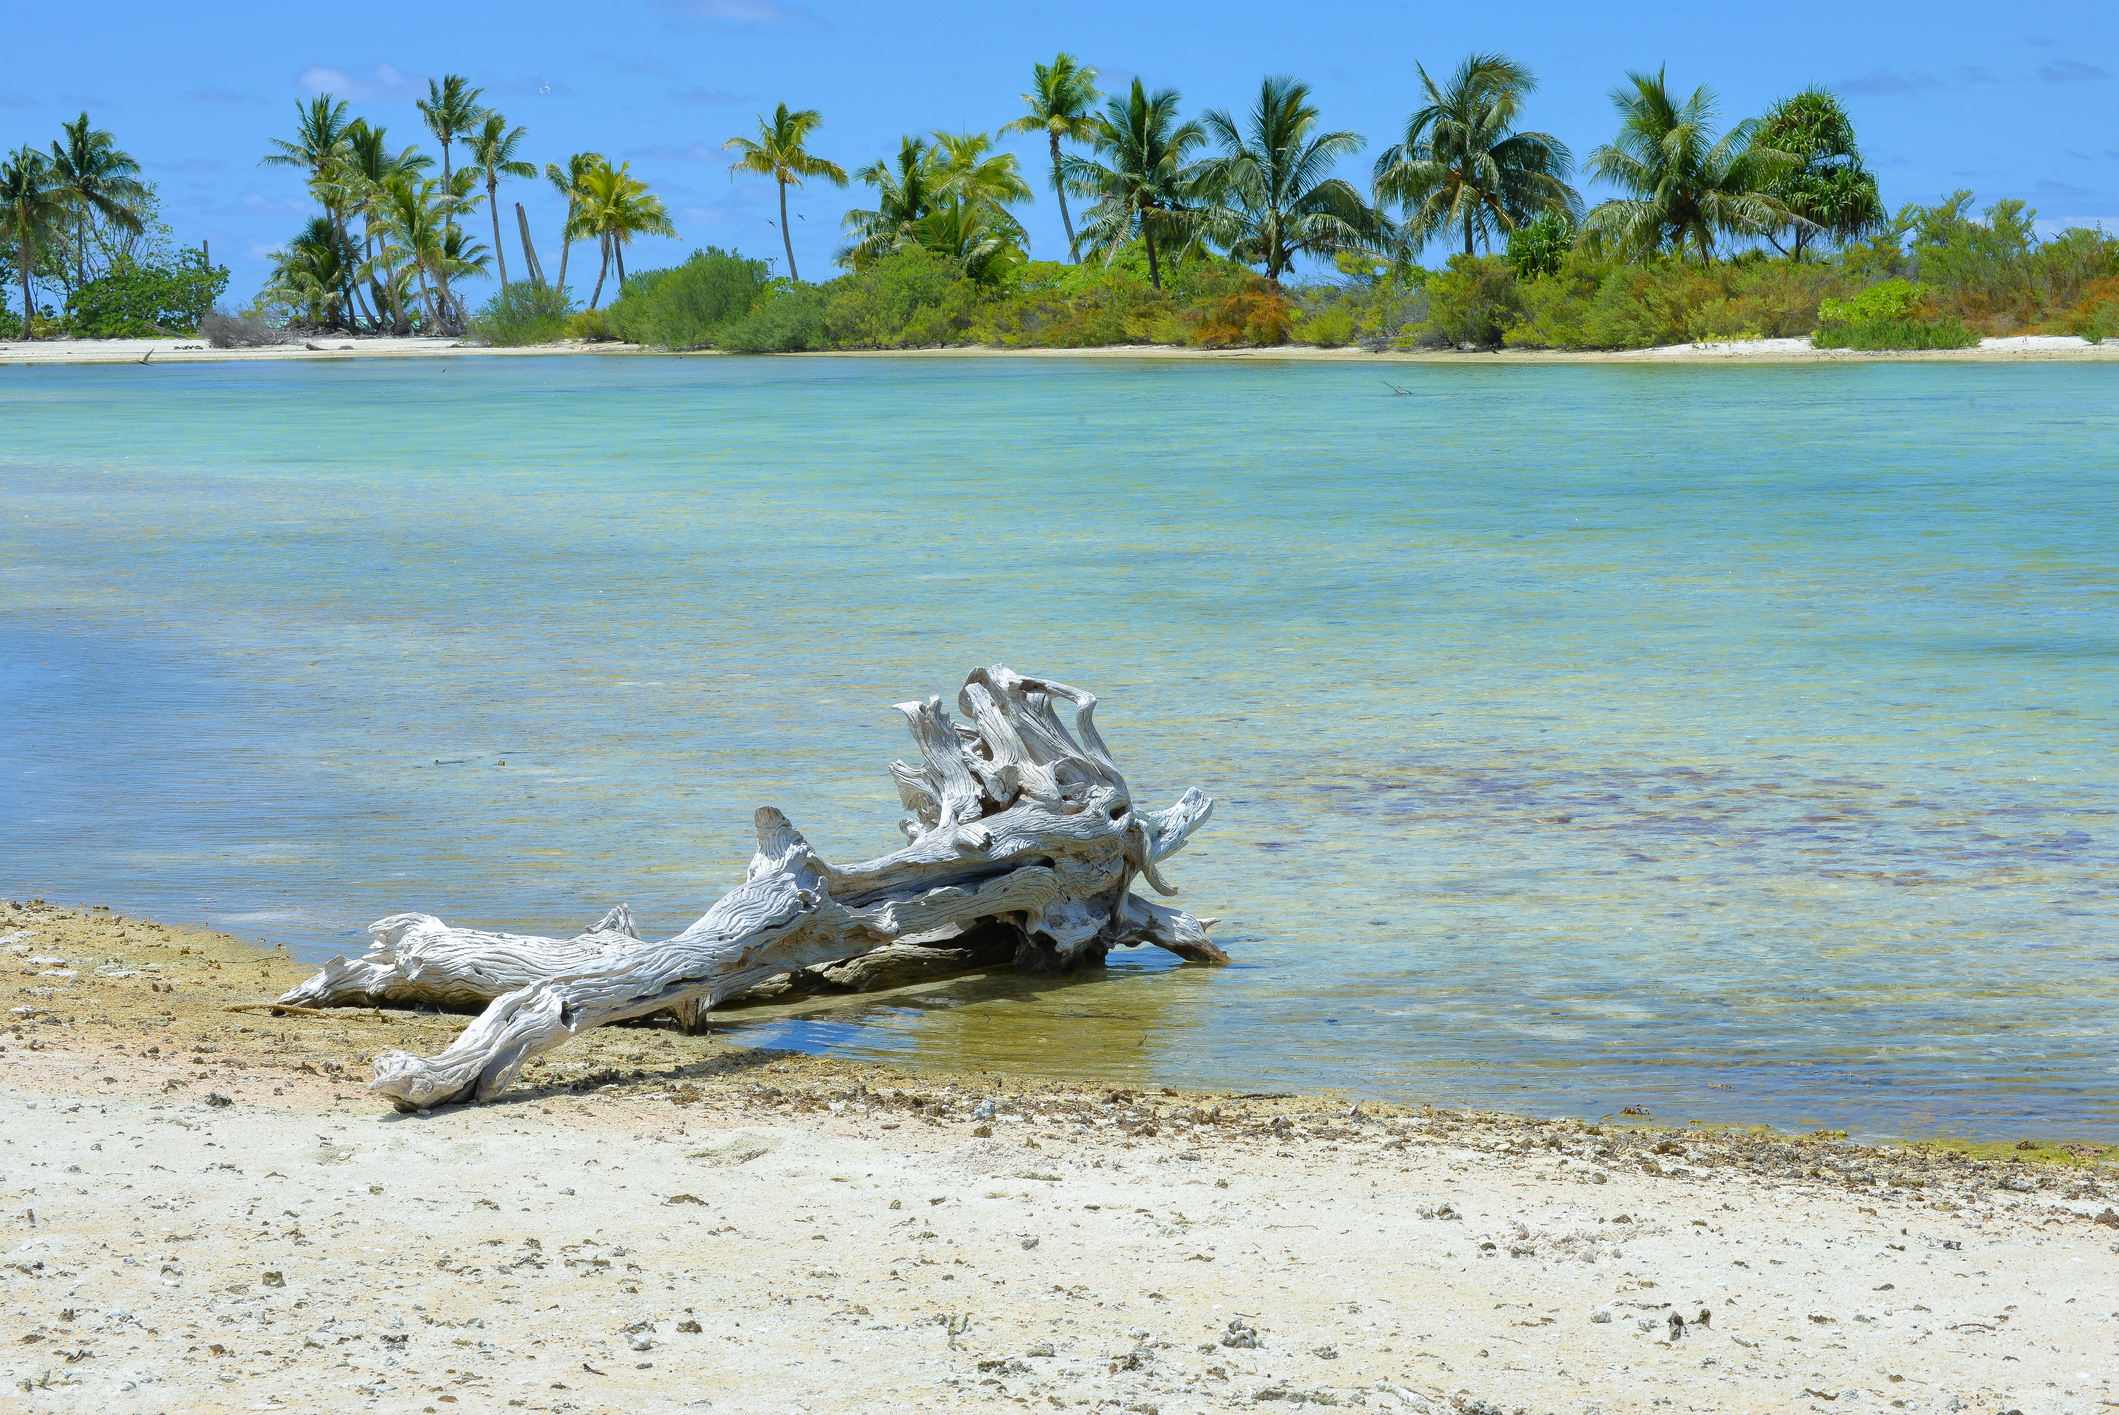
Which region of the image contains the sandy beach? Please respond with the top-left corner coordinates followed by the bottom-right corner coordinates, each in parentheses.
top-left (4, 900), bottom-right (2115, 1415)
top-left (2, 333), bottom-right (2114, 367)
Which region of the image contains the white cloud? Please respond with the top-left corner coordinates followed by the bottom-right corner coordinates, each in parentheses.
top-left (656, 0), bottom-right (821, 25)
top-left (297, 62), bottom-right (426, 102)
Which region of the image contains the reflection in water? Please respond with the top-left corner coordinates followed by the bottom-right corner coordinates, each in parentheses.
top-left (1, 355), bottom-right (2113, 1139)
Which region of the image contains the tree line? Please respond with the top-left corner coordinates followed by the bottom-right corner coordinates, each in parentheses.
top-left (9, 52), bottom-right (2115, 349)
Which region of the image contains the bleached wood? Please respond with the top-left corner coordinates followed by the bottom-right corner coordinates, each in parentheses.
top-left (278, 906), bottom-right (640, 1010)
top-left (367, 666), bottom-right (1222, 1111)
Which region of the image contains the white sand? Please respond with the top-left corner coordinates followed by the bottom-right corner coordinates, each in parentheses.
top-left (2, 334), bottom-right (2113, 367)
top-left (4, 1035), bottom-right (2115, 1415)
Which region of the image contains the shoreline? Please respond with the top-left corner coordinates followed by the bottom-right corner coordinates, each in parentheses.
top-left (5, 899), bottom-right (2116, 1414)
top-left (3, 332), bottom-right (2114, 368)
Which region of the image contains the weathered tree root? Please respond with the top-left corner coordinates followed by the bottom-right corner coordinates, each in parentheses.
top-left (367, 665), bottom-right (1222, 1112)
top-left (280, 906), bottom-right (641, 1012)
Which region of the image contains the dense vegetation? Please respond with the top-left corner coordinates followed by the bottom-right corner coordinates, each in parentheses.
top-left (7, 54), bottom-right (2116, 350)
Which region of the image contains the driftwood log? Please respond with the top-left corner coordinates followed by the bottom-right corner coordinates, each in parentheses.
top-left (365, 666), bottom-right (1223, 1112)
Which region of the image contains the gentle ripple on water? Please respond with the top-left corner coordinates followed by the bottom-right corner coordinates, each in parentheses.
top-left (0, 354), bottom-right (2113, 1138)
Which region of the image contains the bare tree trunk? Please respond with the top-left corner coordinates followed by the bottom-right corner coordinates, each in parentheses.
top-left (1143, 207), bottom-right (1161, 289)
top-left (363, 667), bottom-right (1223, 1113)
top-left (589, 235), bottom-right (610, 310)
top-left (516, 203), bottom-right (546, 288)
top-left (1051, 133), bottom-right (1076, 256)
top-left (614, 239), bottom-right (626, 291)
top-left (556, 202), bottom-right (574, 297)
top-left (779, 177), bottom-right (799, 282)
top-left (488, 178), bottom-right (509, 289)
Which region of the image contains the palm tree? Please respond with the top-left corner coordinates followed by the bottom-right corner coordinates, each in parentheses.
top-left (48, 113), bottom-right (145, 290)
top-left (838, 135), bottom-right (938, 268)
top-left (1583, 68), bottom-right (1798, 265)
top-left (1372, 53), bottom-right (1577, 258)
top-left (544, 151), bottom-right (603, 298)
top-left (264, 215), bottom-right (360, 329)
top-left (724, 103), bottom-right (848, 282)
top-left (261, 95), bottom-right (355, 187)
top-left (1, 146), bottom-right (67, 332)
top-left (335, 120), bottom-right (431, 329)
top-left (1198, 76), bottom-right (1374, 285)
top-left (1754, 87), bottom-right (1882, 260)
top-left (999, 53), bottom-right (1101, 255)
top-left (572, 160), bottom-right (676, 307)
top-left (928, 130), bottom-right (1032, 240)
top-left (416, 75), bottom-right (486, 322)
top-left (261, 96), bottom-right (367, 323)
top-left (467, 112), bottom-right (536, 288)
top-left (1060, 79), bottom-right (1210, 289)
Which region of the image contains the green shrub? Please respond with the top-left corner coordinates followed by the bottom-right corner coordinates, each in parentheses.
top-left (605, 248), bottom-right (772, 347)
top-left (825, 248), bottom-right (979, 347)
top-left (468, 282), bottom-right (575, 347)
top-left (1811, 316), bottom-right (1980, 350)
top-left (718, 285), bottom-right (830, 351)
top-left (565, 308), bottom-right (615, 341)
top-left (1418, 255), bottom-right (1521, 347)
top-left (65, 253), bottom-right (229, 337)
top-left (1297, 303), bottom-right (1356, 347)
top-left (1817, 277), bottom-right (1925, 323)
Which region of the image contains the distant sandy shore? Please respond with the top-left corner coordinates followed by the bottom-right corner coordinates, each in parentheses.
top-left (6, 900), bottom-right (2115, 1414)
top-left (3, 332), bottom-right (2115, 367)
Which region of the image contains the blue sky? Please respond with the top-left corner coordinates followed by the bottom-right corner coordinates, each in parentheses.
top-left (8, 0), bottom-right (2116, 300)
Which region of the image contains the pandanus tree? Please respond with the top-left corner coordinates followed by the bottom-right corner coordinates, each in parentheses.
top-left (1061, 78), bottom-right (1211, 289)
top-left (1198, 76), bottom-right (1375, 285)
top-left (571, 160), bottom-right (675, 307)
top-left (48, 113), bottom-right (145, 290)
top-left (1583, 68), bottom-right (1800, 265)
top-left (1, 146), bottom-right (66, 332)
top-left (724, 103), bottom-right (847, 282)
top-left (1754, 87), bottom-right (1882, 259)
top-left (999, 52), bottom-right (1101, 255)
top-left (467, 111), bottom-right (535, 288)
top-left (544, 151), bottom-right (603, 298)
top-left (1372, 53), bottom-right (1578, 258)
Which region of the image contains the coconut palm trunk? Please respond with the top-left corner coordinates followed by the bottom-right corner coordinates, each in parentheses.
top-left (589, 234), bottom-right (610, 309)
top-left (487, 174), bottom-right (508, 288)
top-left (777, 176), bottom-right (798, 281)
top-left (1049, 133), bottom-right (1076, 249)
top-left (1141, 202), bottom-right (1161, 288)
top-left (556, 203), bottom-right (574, 294)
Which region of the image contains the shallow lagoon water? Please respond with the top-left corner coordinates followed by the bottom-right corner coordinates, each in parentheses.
top-left (2, 354), bottom-right (2113, 1139)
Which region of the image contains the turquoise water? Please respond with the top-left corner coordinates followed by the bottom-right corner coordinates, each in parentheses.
top-left (2, 354), bottom-right (2113, 1139)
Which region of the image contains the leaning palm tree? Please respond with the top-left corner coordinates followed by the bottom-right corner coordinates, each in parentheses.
top-left (999, 53), bottom-right (1101, 255)
top-left (544, 152), bottom-right (604, 298)
top-left (571, 160), bottom-right (676, 307)
top-left (1372, 53), bottom-right (1577, 258)
top-left (467, 111), bottom-right (536, 288)
top-left (1583, 68), bottom-right (1799, 264)
top-left (48, 113), bottom-right (146, 290)
top-left (724, 103), bottom-right (847, 282)
top-left (1, 146), bottom-right (67, 333)
top-left (1198, 76), bottom-right (1375, 285)
top-left (416, 76), bottom-right (487, 320)
top-left (837, 135), bottom-right (938, 268)
top-left (1060, 79), bottom-right (1211, 289)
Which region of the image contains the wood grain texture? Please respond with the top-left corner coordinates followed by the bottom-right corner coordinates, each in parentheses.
top-left (366, 666), bottom-right (1222, 1111)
